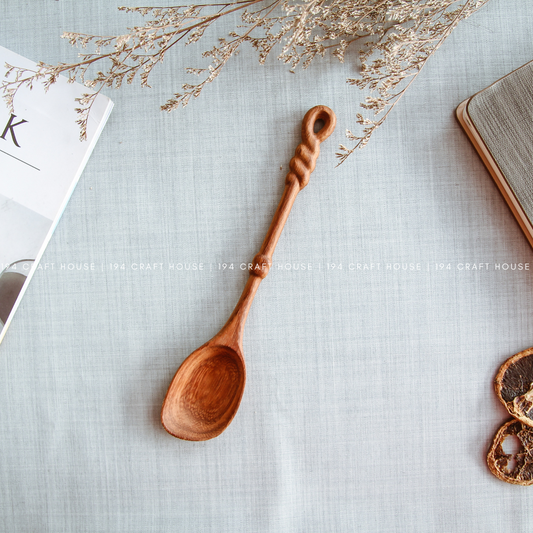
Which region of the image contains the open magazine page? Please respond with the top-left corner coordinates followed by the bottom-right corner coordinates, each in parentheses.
top-left (0, 45), bottom-right (113, 342)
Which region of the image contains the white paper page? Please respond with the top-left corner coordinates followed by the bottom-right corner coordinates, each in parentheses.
top-left (0, 46), bottom-right (112, 220)
top-left (0, 45), bottom-right (113, 338)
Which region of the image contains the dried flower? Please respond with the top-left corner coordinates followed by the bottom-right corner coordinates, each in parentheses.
top-left (1, 0), bottom-right (490, 161)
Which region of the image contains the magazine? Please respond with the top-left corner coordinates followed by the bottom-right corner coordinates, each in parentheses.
top-left (0, 45), bottom-right (113, 343)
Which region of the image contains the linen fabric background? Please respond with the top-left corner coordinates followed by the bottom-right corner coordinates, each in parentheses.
top-left (2, 1), bottom-right (533, 531)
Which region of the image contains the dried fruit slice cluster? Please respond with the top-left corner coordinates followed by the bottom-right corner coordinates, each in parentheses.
top-left (488, 347), bottom-right (533, 485)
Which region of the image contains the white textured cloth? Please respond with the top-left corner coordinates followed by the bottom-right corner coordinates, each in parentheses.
top-left (2, 1), bottom-right (533, 531)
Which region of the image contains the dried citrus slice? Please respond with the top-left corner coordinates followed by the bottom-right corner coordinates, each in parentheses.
top-left (495, 347), bottom-right (533, 427)
top-left (487, 419), bottom-right (533, 485)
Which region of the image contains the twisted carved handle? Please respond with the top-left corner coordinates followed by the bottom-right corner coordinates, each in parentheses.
top-left (286, 105), bottom-right (337, 191)
top-left (220, 106), bottom-right (336, 345)
top-left (251, 105), bottom-right (336, 279)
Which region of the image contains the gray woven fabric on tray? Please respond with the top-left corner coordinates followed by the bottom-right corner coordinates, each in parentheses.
top-left (468, 60), bottom-right (533, 220)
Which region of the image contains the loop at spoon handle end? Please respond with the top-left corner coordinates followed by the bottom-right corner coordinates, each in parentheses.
top-left (220, 105), bottom-right (336, 344)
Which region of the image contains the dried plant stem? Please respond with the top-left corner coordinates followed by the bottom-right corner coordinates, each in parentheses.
top-left (1, 0), bottom-right (491, 160)
top-left (335, 0), bottom-right (482, 164)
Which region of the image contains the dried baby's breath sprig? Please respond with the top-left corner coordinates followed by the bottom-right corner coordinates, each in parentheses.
top-left (335, 0), bottom-right (491, 163)
top-left (1, 0), bottom-right (489, 155)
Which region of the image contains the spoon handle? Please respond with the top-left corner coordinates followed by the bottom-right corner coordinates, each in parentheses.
top-left (219, 106), bottom-right (336, 345)
top-left (254, 105), bottom-right (336, 273)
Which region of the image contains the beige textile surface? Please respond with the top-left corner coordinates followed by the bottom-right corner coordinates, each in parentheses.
top-left (2, 1), bottom-right (533, 532)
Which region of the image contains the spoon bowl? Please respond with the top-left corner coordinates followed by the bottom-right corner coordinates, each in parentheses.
top-left (161, 343), bottom-right (245, 441)
top-left (161, 105), bottom-right (336, 440)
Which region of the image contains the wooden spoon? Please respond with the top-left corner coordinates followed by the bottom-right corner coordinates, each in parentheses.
top-left (161, 105), bottom-right (336, 441)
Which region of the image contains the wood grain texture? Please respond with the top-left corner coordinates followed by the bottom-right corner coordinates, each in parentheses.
top-left (161, 105), bottom-right (336, 441)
